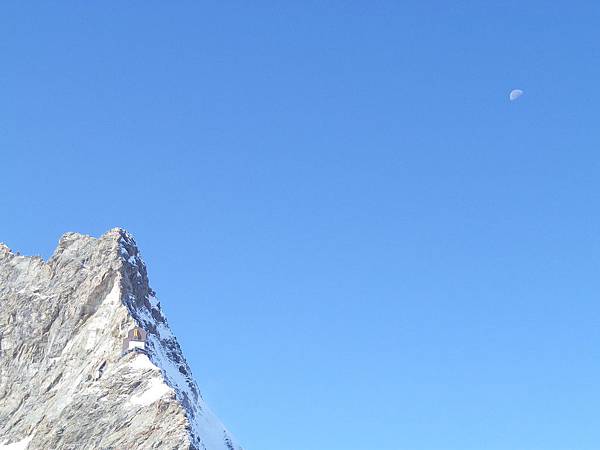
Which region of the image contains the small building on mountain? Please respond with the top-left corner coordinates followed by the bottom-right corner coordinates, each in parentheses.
top-left (122, 326), bottom-right (147, 355)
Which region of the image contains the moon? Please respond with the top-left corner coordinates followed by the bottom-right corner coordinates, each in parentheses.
top-left (509, 89), bottom-right (523, 101)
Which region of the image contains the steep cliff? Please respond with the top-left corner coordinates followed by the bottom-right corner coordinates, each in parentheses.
top-left (0, 229), bottom-right (241, 450)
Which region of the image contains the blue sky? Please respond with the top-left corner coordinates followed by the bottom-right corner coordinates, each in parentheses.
top-left (2, 2), bottom-right (600, 449)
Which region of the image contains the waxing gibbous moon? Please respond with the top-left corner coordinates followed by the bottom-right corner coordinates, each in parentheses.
top-left (509, 89), bottom-right (523, 101)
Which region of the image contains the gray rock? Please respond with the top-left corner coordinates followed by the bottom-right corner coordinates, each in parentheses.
top-left (0, 229), bottom-right (242, 450)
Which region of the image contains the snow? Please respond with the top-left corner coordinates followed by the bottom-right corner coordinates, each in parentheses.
top-left (148, 294), bottom-right (160, 309)
top-left (142, 306), bottom-right (241, 450)
top-left (146, 319), bottom-right (198, 404)
top-left (129, 293), bottom-right (241, 448)
top-left (127, 340), bottom-right (145, 351)
top-left (127, 354), bottom-right (173, 407)
top-left (128, 354), bottom-right (159, 372)
top-left (0, 437), bottom-right (33, 450)
top-left (129, 377), bottom-right (174, 407)
top-left (119, 238), bottom-right (242, 449)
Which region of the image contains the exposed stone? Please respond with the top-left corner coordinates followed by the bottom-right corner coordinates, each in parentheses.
top-left (0, 229), bottom-right (241, 450)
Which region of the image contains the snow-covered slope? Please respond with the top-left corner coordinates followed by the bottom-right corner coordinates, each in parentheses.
top-left (0, 229), bottom-right (241, 450)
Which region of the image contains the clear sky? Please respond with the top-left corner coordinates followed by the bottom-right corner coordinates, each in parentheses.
top-left (2, 2), bottom-right (600, 449)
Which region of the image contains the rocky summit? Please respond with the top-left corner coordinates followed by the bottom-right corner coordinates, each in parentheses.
top-left (0, 229), bottom-right (241, 450)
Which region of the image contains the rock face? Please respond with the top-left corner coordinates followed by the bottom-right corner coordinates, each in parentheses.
top-left (0, 229), bottom-right (241, 450)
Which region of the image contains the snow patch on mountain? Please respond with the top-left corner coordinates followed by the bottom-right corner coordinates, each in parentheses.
top-left (0, 437), bottom-right (32, 450)
top-left (117, 231), bottom-right (242, 450)
top-left (0, 228), bottom-right (242, 450)
top-left (130, 377), bottom-right (174, 406)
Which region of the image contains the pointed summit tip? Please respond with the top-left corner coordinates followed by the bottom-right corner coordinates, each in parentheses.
top-left (51, 229), bottom-right (140, 264)
top-left (0, 228), bottom-right (242, 449)
top-left (108, 228), bottom-right (142, 266)
top-left (103, 228), bottom-right (138, 248)
top-left (105, 227), bottom-right (133, 239)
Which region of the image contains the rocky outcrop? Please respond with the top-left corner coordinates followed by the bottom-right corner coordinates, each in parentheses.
top-left (0, 229), bottom-right (241, 450)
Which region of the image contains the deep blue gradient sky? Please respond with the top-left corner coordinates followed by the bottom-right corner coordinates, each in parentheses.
top-left (2, 2), bottom-right (600, 449)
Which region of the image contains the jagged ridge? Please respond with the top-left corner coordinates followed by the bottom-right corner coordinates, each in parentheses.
top-left (0, 229), bottom-right (241, 450)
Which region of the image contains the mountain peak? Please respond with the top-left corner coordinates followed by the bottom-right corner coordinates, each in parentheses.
top-left (0, 229), bottom-right (241, 450)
